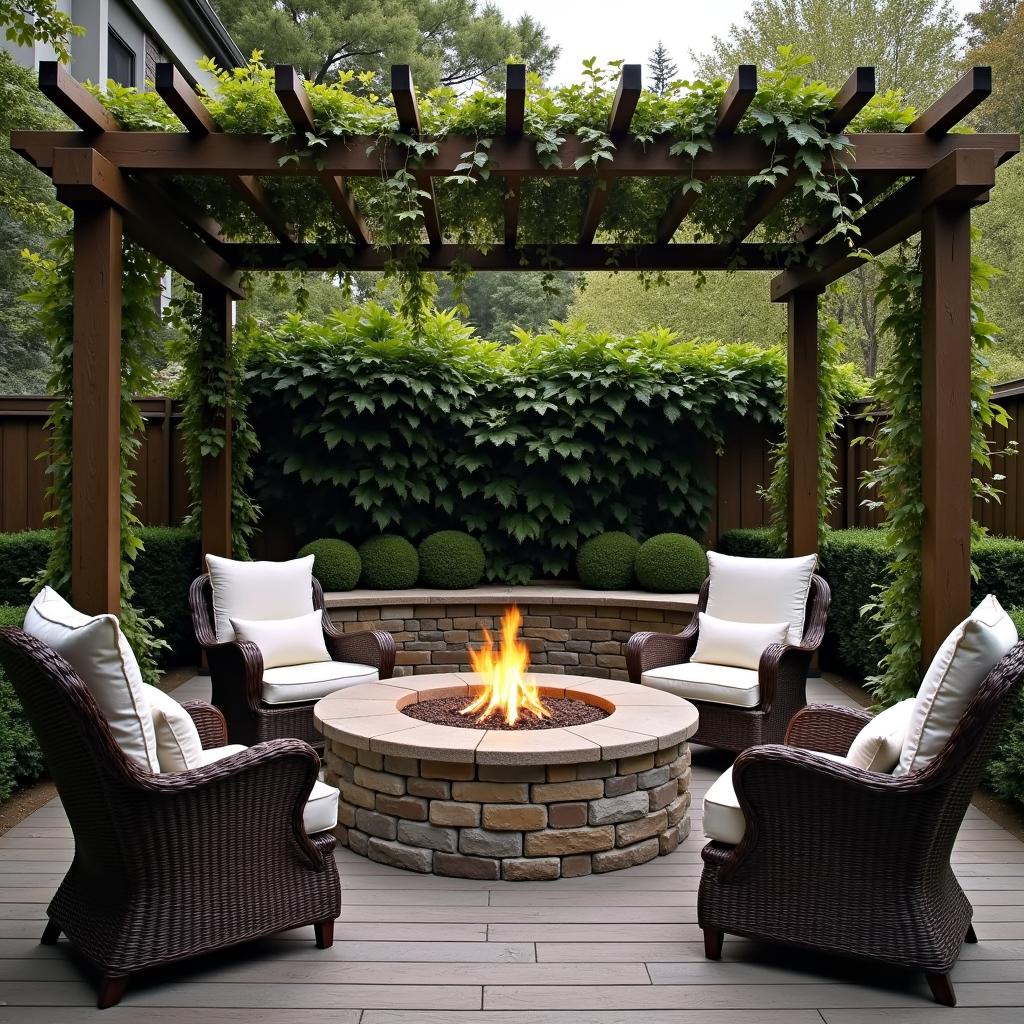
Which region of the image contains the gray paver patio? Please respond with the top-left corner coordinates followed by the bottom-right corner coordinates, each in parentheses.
top-left (0, 675), bottom-right (1022, 1022)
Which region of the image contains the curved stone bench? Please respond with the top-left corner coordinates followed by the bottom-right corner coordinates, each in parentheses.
top-left (323, 585), bottom-right (698, 680)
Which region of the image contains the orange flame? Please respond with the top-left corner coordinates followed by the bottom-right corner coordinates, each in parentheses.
top-left (462, 606), bottom-right (549, 727)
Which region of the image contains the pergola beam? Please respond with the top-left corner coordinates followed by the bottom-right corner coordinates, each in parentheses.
top-left (909, 66), bottom-right (992, 135)
top-left (654, 65), bottom-right (757, 244)
top-left (274, 65), bottom-right (371, 246)
top-left (770, 147), bottom-right (996, 300)
top-left (730, 67), bottom-right (876, 246)
top-left (579, 64), bottom-right (642, 243)
top-left (39, 61), bottom-right (117, 134)
top-left (52, 147), bottom-right (244, 297)
top-left (504, 64), bottom-right (526, 248)
top-left (391, 65), bottom-right (442, 245)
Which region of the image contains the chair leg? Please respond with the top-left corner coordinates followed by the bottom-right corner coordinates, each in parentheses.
top-left (40, 919), bottom-right (61, 945)
top-left (703, 927), bottom-right (724, 961)
top-left (97, 975), bottom-right (128, 1010)
top-left (925, 971), bottom-right (957, 1007)
top-left (314, 918), bottom-right (335, 950)
top-left (965, 922), bottom-right (978, 944)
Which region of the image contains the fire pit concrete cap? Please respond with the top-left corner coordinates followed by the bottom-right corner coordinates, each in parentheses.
top-left (314, 672), bottom-right (699, 765)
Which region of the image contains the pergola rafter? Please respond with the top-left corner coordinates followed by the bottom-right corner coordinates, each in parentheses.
top-left (13, 60), bottom-right (1019, 667)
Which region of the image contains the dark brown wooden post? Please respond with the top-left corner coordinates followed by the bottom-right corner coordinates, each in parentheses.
top-left (920, 202), bottom-right (973, 663)
top-left (199, 288), bottom-right (233, 562)
top-left (786, 289), bottom-right (820, 557)
top-left (71, 204), bottom-right (123, 615)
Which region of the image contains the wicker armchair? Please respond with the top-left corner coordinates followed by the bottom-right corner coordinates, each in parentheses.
top-left (626, 574), bottom-right (830, 752)
top-left (0, 626), bottom-right (341, 1010)
top-left (697, 639), bottom-right (1024, 1007)
top-left (190, 573), bottom-right (396, 751)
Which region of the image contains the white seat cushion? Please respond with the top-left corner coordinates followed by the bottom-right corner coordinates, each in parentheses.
top-left (641, 662), bottom-right (760, 708)
top-left (896, 594), bottom-right (1018, 776)
top-left (206, 554), bottom-right (316, 644)
top-left (706, 551), bottom-right (816, 645)
top-left (24, 588), bottom-right (160, 772)
top-left (142, 683), bottom-right (204, 772)
top-left (230, 610), bottom-right (331, 669)
top-left (262, 661), bottom-right (379, 705)
top-left (199, 744), bottom-right (339, 834)
top-left (692, 613), bottom-right (788, 670)
top-left (847, 698), bottom-right (915, 773)
top-left (703, 752), bottom-right (846, 845)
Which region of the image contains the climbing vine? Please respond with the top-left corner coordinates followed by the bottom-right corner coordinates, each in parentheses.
top-left (862, 245), bottom-right (1010, 705)
top-left (763, 316), bottom-right (864, 553)
top-left (165, 283), bottom-right (260, 558)
top-left (22, 234), bottom-right (169, 681)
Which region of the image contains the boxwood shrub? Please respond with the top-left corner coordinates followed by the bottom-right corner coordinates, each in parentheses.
top-left (576, 532), bottom-right (640, 590)
top-left (0, 604), bottom-right (44, 801)
top-left (417, 531), bottom-right (486, 589)
top-left (298, 538), bottom-right (361, 591)
top-left (0, 529), bottom-right (51, 606)
top-left (358, 535), bottom-right (419, 589)
top-left (635, 534), bottom-right (707, 592)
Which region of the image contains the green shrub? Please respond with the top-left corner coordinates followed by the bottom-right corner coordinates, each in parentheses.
top-left (133, 527), bottom-right (201, 665)
top-left (417, 531), bottom-right (486, 589)
top-left (298, 538), bottom-right (361, 591)
top-left (0, 530), bottom-right (51, 605)
top-left (635, 534), bottom-right (707, 592)
top-left (0, 604), bottom-right (44, 801)
top-left (358, 535), bottom-right (419, 589)
top-left (988, 608), bottom-right (1024, 806)
top-left (716, 527), bottom-right (778, 559)
top-left (576, 532), bottom-right (640, 589)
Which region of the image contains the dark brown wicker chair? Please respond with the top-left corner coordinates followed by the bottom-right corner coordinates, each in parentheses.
top-left (0, 626), bottom-right (341, 1010)
top-left (626, 574), bottom-right (830, 752)
top-left (697, 639), bottom-right (1024, 1007)
top-left (190, 573), bottom-right (396, 751)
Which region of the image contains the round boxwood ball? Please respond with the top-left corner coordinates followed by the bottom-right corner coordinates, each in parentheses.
top-left (635, 533), bottom-right (707, 592)
top-left (358, 534), bottom-right (419, 589)
top-left (297, 538), bottom-right (361, 592)
top-left (417, 530), bottom-right (485, 589)
top-left (575, 531), bottom-right (640, 590)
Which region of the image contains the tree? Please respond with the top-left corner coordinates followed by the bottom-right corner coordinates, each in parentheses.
top-left (210, 1), bottom-right (558, 87)
top-left (966, 3), bottom-right (1024, 133)
top-left (965, 0), bottom-right (1019, 48)
top-left (1, 0), bottom-right (82, 62)
top-left (648, 41), bottom-right (678, 96)
top-left (695, 0), bottom-right (962, 109)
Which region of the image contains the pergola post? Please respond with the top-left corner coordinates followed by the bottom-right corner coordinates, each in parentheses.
top-left (199, 287), bottom-right (234, 562)
top-left (920, 202), bottom-right (973, 663)
top-left (71, 203), bottom-right (122, 615)
top-left (786, 289), bottom-right (820, 557)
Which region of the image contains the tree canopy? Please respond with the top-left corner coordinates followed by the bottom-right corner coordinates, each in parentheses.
top-left (209, 0), bottom-right (559, 87)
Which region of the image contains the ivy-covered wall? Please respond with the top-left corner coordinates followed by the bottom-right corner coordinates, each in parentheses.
top-left (244, 304), bottom-right (805, 583)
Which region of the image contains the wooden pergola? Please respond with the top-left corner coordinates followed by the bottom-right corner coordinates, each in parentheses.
top-left (10, 60), bottom-right (1020, 663)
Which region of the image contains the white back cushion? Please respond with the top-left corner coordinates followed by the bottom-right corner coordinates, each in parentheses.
top-left (847, 698), bottom-right (915, 773)
top-left (230, 610), bottom-right (331, 670)
top-left (23, 588), bottom-right (160, 772)
top-left (142, 683), bottom-right (204, 772)
top-left (706, 551), bottom-right (816, 645)
top-left (691, 613), bottom-right (788, 670)
top-left (206, 554), bottom-right (316, 644)
top-left (896, 594), bottom-right (1018, 777)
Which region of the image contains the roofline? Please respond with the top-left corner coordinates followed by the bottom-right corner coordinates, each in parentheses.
top-left (175, 0), bottom-right (245, 69)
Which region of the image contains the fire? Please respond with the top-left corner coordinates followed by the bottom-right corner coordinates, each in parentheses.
top-left (462, 606), bottom-right (550, 727)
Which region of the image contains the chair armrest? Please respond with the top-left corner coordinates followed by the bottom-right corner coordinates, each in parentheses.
top-left (784, 702), bottom-right (874, 755)
top-left (205, 639), bottom-right (264, 713)
top-left (125, 738), bottom-right (328, 870)
top-left (323, 621), bottom-right (396, 680)
top-left (757, 642), bottom-right (815, 711)
top-left (626, 626), bottom-right (697, 684)
top-left (181, 700), bottom-right (229, 749)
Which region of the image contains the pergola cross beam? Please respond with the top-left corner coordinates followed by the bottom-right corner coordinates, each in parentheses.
top-left (391, 64), bottom-right (443, 246)
top-left (504, 64), bottom-right (526, 248)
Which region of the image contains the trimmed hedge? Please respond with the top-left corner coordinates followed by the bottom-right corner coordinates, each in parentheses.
top-left (417, 531), bottom-right (486, 589)
top-left (0, 527), bottom-right (200, 665)
top-left (576, 532), bottom-right (639, 590)
top-left (635, 534), bottom-right (707, 592)
top-left (990, 608), bottom-right (1024, 805)
top-left (358, 535), bottom-right (419, 589)
top-left (298, 538), bottom-right (361, 591)
top-left (0, 604), bottom-right (44, 801)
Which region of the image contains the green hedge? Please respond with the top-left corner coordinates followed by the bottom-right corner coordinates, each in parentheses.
top-left (417, 531), bottom-right (486, 589)
top-left (246, 305), bottom-right (788, 583)
top-left (298, 538), bottom-right (361, 591)
top-left (0, 527), bottom-right (200, 665)
top-left (0, 604), bottom-right (44, 801)
top-left (576, 532), bottom-right (640, 590)
top-left (635, 533), bottom-right (707, 592)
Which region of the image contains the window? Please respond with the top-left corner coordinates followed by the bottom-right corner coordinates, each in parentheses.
top-left (108, 29), bottom-right (135, 88)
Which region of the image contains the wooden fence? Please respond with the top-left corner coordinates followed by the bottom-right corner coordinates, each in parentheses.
top-left (3, 381), bottom-right (1024, 541)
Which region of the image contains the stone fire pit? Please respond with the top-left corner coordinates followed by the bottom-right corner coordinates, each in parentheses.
top-left (314, 673), bottom-right (698, 880)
